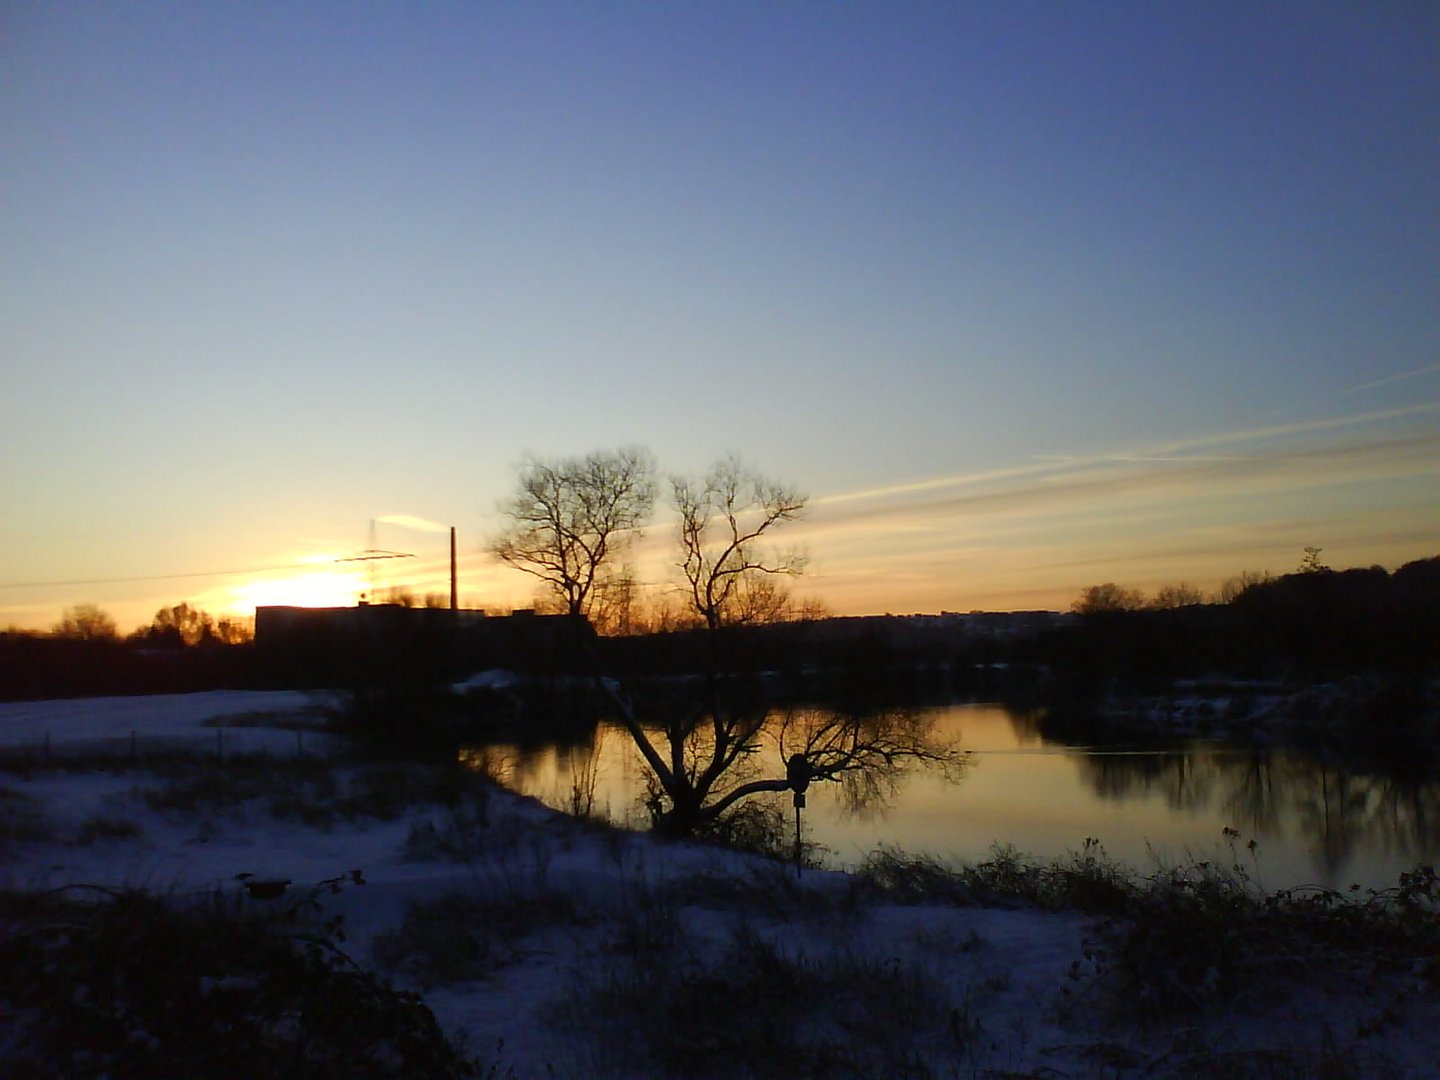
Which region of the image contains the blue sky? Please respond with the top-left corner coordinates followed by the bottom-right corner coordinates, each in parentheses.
top-left (3, 2), bottom-right (1437, 629)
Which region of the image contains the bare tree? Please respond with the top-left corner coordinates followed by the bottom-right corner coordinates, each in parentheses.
top-left (597, 457), bottom-right (959, 839)
top-left (376, 587), bottom-right (418, 608)
top-left (587, 564), bottom-right (642, 636)
top-left (143, 602), bottom-right (216, 646)
top-left (1217, 570), bottom-right (1273, 604)
top-left (1071, 582), bottom-right (1147, 614)
top-left (673, 456), bottom-right (807, 632)
top-left (630, 590), bottom-right (702, 635)
top-left (490, 447), bottom-right (656, 620)
top-left (54, 604), bottom-right (118, 642)
top-left (213, 615), bottom-right (255, 645)
top-left (1148, 582), bottom-right (1205, 610)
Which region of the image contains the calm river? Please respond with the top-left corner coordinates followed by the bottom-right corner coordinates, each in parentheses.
top-left (481, 702), bottom-right (1438, 892)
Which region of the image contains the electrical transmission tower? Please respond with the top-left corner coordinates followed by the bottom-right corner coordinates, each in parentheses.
top-left (336, 520), bottom-right (414, 602)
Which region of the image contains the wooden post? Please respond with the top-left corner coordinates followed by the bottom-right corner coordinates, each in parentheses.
top-left (793, 794), bottom-right (804, 879)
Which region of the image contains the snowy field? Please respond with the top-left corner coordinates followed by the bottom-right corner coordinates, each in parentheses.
top-left (0, 689), bottom-right (335, 758)
top-left (2, 690), bottom-right (1437, 1077)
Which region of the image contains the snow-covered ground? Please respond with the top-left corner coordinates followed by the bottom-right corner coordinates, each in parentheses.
top-left (2, 690), bottom-right (1436, 1077)
top-left (0, 689), bottom-right (337, 757)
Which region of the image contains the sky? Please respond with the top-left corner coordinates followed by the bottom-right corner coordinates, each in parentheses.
top-left (2, 1), bottom-right (1437, 632)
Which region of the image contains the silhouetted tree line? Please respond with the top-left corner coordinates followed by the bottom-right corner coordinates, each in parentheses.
top-left (0, 603), bottom-right (258, 701)
top-left (1026, 556), bottom-right (1440, 699)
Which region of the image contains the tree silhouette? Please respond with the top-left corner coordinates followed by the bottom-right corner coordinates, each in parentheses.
top-left (1071, 582), bottom-right (1146, 614)
top-left (673, 456), bottom-right (807, 632)
top-left (54, 604), bottom-right (118, 642)
top-left (491, 447), bottom-right (656, 619)
top-left (143, 602), bottom-right (215, 646)
top-left (1217, 570), bottom-right (1272, 604)
top-left (1148, 582), bottom-right (1205, 609)
top-left (604, 456), bottom-right (958, 838)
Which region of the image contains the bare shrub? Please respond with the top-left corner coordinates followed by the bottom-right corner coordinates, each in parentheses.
top-left (373, 890), bottom-right (580, 989)
top-left (73, 815), bottom-right (143, 844)
top-left (0, 883), bottom-right (485, 1077)
top-left (0, 786), bottom-right (54, 849)
top-left (563, 917), bottom-right (951, 1079)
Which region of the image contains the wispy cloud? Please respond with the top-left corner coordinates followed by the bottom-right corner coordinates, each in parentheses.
top-left (814, 402), bottom-right (1440, 512)
top-left (808, 433), bottom-right (1440, 534)
top-left (362, 405), bottom-right (1440, 620)
top-left (1145, 401), bottom-right (1440, 454)
top-left (790, 415), bottom-right (1440, 613)
top-left (375, 514), bottom-right (452, 534)
top-left (812, 464), bottom-right (1051, 508)
top-left (1344, 364), bottom-right (1440, 394)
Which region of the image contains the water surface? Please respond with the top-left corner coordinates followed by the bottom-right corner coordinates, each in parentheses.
top-left (480, 703), bottom-right (1438, 891)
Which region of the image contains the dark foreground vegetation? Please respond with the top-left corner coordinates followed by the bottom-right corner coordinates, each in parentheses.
top-left (0, 878), bottom-right (485, 1078)
top-left (3, 732), bottom-right (1436, 1078)
top-left (862, 839), bottom-right (1440, 1023)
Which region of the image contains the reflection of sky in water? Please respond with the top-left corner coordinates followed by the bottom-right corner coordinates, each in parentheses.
top-left (479, 705), bottom-right (1440, 892)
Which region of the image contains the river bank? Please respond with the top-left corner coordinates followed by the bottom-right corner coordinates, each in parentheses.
top-left (1058, 674), bottom-right (1440, 761)
top-left (3, 689), bottom-right (1438, 1076)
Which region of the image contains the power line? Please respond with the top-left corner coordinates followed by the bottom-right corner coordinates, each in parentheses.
top-left (333, 551), bottom-right (414, 564)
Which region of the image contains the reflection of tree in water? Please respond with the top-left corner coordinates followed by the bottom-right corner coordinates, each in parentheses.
top-left (559, 728), bottom-right (606, 818)
top-left (1290, 765), bottom-right (1373, 880)
top-left (1002, 708), bottom-right (1050, 748)
top-left (1220, 750), bottom-right (1284, 836)
top-left (1071, 742), bottom-right (1440, 881)
top-left (474, 701), bottom-right (963, 834)
top-left (1289, 767), bottom-right (1440, 881)
top-left (1378, 780), bottom-right (1440, 860)
top-left (775, 706), bottom-right (966, 821)
top-left (460, 725), bottom-right (606, 811)
top-left (1083, 751), bottom-right (1215, 813)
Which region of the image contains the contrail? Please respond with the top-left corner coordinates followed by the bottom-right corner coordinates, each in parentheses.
top-left (814, 401), bottom-right (1440, 508)
top-left (1344, 363), bottom-right (1440, 394)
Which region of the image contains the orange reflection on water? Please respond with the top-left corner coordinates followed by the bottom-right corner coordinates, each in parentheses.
top-left (473, 703), bottom-right (1440, 892)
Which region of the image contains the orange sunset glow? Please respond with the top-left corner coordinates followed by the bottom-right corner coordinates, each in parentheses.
top-left (1, 3), bottom-right (1434, 637)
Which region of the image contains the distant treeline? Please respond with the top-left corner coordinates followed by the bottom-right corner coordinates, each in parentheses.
top-left (608, 556), bottom-right (1440, 683)
top-left (0, 602), bottom-right (258, 701)
top-left (3, 556), bottom-right (1435, 702)
top-left (1029, 556), bottom-right (1440, 691)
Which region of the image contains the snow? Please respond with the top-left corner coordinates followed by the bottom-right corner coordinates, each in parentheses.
top-left (451, 669), bottom-right (520, 693)
top-left (0, 689), bottom-right (337, 757)
top-left (0, 689), bottom-right (321, 741)
top-left (2, 690), bottom-right (1437, 1077)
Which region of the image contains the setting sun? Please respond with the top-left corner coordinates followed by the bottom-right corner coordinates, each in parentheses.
top-left (220, 569), bottom-right (369, 614)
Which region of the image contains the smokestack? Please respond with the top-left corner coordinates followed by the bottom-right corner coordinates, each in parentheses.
top-left (450, 527), bottom-right (458, 611)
